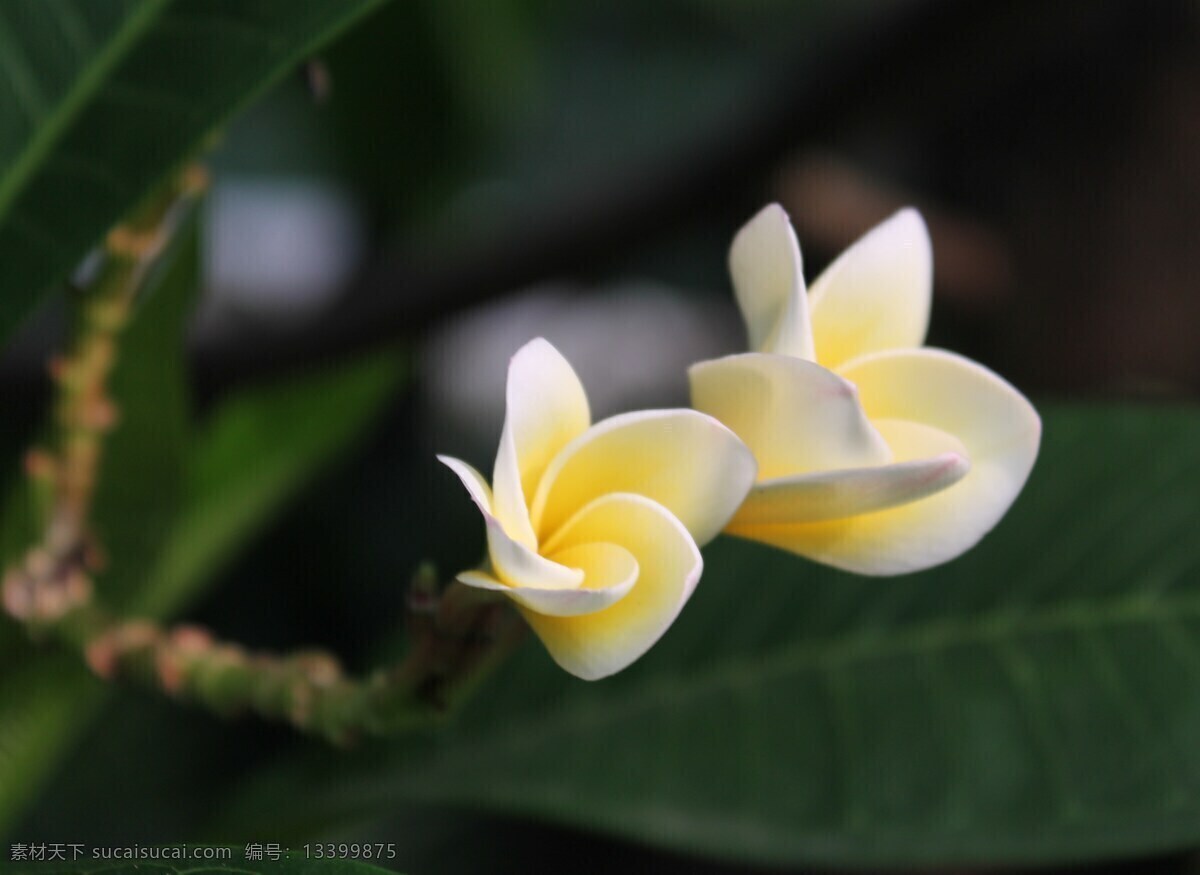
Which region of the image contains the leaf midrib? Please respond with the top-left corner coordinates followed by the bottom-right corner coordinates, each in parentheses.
top-left (0, 0), bottom-right (172, 220)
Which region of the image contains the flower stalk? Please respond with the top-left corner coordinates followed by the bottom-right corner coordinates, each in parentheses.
top-left (4, 165), bottom-right (208, 627)
top-left (49, 576), bottom-right (525, 745)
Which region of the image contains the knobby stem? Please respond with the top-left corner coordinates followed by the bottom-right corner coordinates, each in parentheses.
top-left (58, 578), bottom-right (526, 745)
top-left (3, 164), bottom-right (208, 626)
top-left (1, 165), bottom-right (529, 744)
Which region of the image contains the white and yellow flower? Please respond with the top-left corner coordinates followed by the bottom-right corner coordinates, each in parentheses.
top-left (440, 338), bottom-right (757, 679)
top-left (690, 205), bottom-right (1040, 575)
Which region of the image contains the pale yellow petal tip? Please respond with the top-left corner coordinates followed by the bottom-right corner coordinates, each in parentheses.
top-left (890, 205), bottom-right (929, 233)
top-left (438, 454), bottom-right (493, 514)
top-left (729, 203), bottom-right (801, 281)
top-left (510, 335), bottom-right (561, 367)
top-left (732, 202), bottom-right (790, 241)
top-left (941, 451), bottom-right (972, 484)
top-left (864, 207), bottom-right (930, 252)
top-left (456, 568), bottom-right (500, 590)
top-left (877, 206), bottom-right (933, 275)
top-left (727, 202), bottom-right (815, 360)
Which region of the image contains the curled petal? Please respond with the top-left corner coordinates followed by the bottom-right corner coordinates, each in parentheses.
top-left (437, 454), bottom-right (494, 514)
top-left (730, 349), bottom-right (1040, 575)
top-left (808, 208), bottom-right (932, 371)
top-left (530, 409), bottom-right (757, 548)
top-left (729, 204), bottom-right (815, 360)
top-left (843, 348), bottom-right (1041, 468)
top-left (492, 338), bottom-right (591, 550)
top-left (731, 450), bottom-right (969, 526)
top-left (482, 514), bottom-right (584, 590)
top-left (689, 352), bottom-right (890, 481)
top-left (458, 541), bottom-right (637, 617)
top-left (440, 455), bottom-right (582, 591)
top-left (522, 494), bottom-right (702, 680)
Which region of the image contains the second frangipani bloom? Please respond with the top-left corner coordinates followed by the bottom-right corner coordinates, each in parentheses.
top-left (690, 205), bottom-right (1040, 575)
top-left (440, 338), bottom-right (756, 680)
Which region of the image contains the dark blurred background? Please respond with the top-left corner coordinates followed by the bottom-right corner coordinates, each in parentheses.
top-left (6, 0), bottom-right (1200, 871)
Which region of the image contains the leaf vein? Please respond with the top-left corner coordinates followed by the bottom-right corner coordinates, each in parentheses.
top-left (0, 5), bottom-right (50, 124)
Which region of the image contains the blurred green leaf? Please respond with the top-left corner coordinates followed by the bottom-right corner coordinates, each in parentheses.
top-left (224, 404), bottom-right (1200, 868)
top-left (132, 352), bottom-right (403, 619)
top-left (0, 0), bottom-right (390, 345)
top-left (0, 654), bottom-right (103, 833)
top-left (92, 226), bottom-right (198, 608)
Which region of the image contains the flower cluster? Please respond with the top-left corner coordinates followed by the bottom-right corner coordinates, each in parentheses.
top-left (441, 205), bottom-right (1040, 679)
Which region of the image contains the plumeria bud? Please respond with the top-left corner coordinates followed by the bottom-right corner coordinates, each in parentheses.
top-left (3, 567), bottom-right (34, 619)
top-left (406, 562), bottom-right (440, 615)
top-left (171, 624), bottom-right (216, 653)
top-left (47, 355), bottom-right (72, 384)
top-left (89, 620), bottom-right (160, 681)
top-left (82, 535), bottom-right (108, 573)
top-left (180, 163), bottom-right (211, 197)
top-left (291, 651), bottom-right (344, 687)
top-left (85, 634), bottom-right (121, 680)
top-left (79, 396), bottom-right (120, 431)
top-left (24, 449), bottom-right (58, 481)
top-left (24, 548), bottom-right (54, 582)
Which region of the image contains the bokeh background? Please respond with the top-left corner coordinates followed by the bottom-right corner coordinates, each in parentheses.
top-left (3, 1), bottom-right (1200, 872)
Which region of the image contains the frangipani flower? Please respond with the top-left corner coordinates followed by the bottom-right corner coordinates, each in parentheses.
top-left (689, 205), bottom-right (1040, 575)
top-left (440, 338), bottom-right (757, 679)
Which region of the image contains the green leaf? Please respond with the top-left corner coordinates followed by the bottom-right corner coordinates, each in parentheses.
top-left (132, 352), bottom-right (403, 618)
top-left (0, 0), bottom-right (390, 344)
top-left (0, 654), bottom-right (105, 833)
top-left (223, 404), bottom-right (1200, 868)
top-left (91, 224), bottom-right (198, 608)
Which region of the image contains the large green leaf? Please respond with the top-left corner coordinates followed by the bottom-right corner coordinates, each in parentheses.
top-left (222, 404), bottom-right (1200, 868)
top-left (0, 0), bottom-right (389, 344)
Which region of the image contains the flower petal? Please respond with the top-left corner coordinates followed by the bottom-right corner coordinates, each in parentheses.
top-left (729, 203), bottom-right (815, 360)
top-left (731, 451), bottom-right (969, 526)
top-left (459, 540), bottom-right (636, 617)
top-left (483, 514), bottom-right (584, 590)
top-left (492, 338), bottom-right (592, 550)
top-left (729, 349), bottom-right (1040, 575)
top-left (437, 454), bottom-right (493, 514)
top-left (530, 409), bottom-right (757, 548)
top-left (843, 348), bottom-right (1041, 468)
top-left (689, 352), bottom-right (890, 481)
top-left (440, 455), bottom-right (582, 591)
top-left (808, 208), bottom-right (932, 371)
top-left (521, 493), bottom-right (702, 680)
